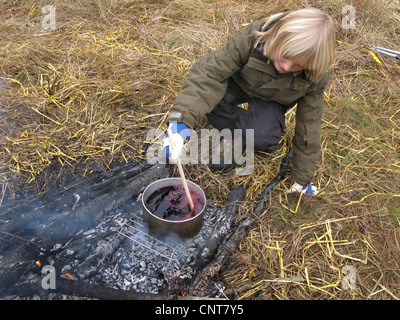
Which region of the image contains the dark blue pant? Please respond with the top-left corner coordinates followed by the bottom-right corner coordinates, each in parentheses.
top-left (206, 81), bottom-right (287, 151)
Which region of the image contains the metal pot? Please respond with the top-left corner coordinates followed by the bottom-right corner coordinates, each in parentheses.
top-left (142, 178), bottom-right (206, 239)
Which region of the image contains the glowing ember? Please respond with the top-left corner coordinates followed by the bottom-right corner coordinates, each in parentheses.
top-left (63, 272), bottom-right (75, 280)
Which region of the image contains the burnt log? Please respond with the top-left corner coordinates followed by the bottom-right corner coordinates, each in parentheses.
top-left (0, 160), bottom-right (150, 219)
top-left (0, 163), bottom-right (170, 297)
top-left (191, 185), bottom-right (246, 270)
top-left (0, 161), bottom-right (159, 247)
top-left (34, 163), bottom-right (170, 249)
top-left (8, 277), bottom-right (175, 300)
top-left (187, 148), bottom-right (293, 296)
top-left (1, 163), bottom-right (169, 251)
top-left (41, 160), bottom-right (153, 212)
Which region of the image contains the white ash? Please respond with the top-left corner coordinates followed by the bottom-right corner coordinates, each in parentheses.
top-left (90, 199), bottom-right (220, 294)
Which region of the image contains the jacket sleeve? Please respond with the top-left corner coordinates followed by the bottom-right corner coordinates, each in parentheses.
top-left (292, 71), bottom-right (329, 185)
top-left (168, 22), bottom-right (261, 128)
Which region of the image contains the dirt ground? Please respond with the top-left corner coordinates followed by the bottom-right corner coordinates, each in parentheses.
top-left (0, 0), bottom-right (399, 299)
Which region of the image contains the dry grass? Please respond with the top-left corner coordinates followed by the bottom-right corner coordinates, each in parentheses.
top-left (0, 0), bottom-right (399, 299)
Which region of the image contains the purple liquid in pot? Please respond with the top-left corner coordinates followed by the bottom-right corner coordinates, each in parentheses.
top-left (145, 185), bottom-right (204, 221)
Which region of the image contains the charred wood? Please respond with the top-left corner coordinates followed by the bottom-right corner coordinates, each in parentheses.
top-left (191, 185), bottom-right (246, 270)
top-left (41, 160), bottom-right (153, 212)
top-left (8, 277), bottom-right (175, 300)
top-left (33, 163), bottom-right (169, 249)
top-left (71, 233), bottom-right (125, 280)
top-left (0, 163), bottom-right (170, 297)
top-left (0, 159), bottom-right (150, 219)
top-left (1, 163), bottom-right (169, 251)
top-left (187, 148), bottom-right (293, 296)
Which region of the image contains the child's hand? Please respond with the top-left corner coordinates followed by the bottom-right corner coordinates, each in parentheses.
top-left (287, 182), bottom-right (319, 195)
top-left (162, 122), bottom-right (191, 161)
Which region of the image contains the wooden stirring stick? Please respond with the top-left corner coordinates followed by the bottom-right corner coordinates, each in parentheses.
top-left (167, 127), bottom-right (194, 213)
top-left (176, 157), bottom-right (194, 213)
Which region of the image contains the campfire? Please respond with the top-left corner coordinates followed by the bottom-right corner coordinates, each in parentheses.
top-left (0, 149), bottom-right (292, 300)
top-left (0, 159), bottom-right (247, 299)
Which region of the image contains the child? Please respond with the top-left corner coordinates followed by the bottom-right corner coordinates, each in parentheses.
top-left (164, 7), bottom-right (336, 195)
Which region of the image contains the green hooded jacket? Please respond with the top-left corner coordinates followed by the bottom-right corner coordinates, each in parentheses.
top-left (168, 20), bottom-right (329, 185)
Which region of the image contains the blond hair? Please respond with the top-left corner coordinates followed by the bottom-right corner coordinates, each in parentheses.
top-left (255, 8), bottom-right (336, 83)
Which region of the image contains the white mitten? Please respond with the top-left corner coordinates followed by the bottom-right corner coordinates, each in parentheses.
top-left (287, 182), bottom-right (319, 195)
top-left (162, 131), bottom-right (184, 162)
